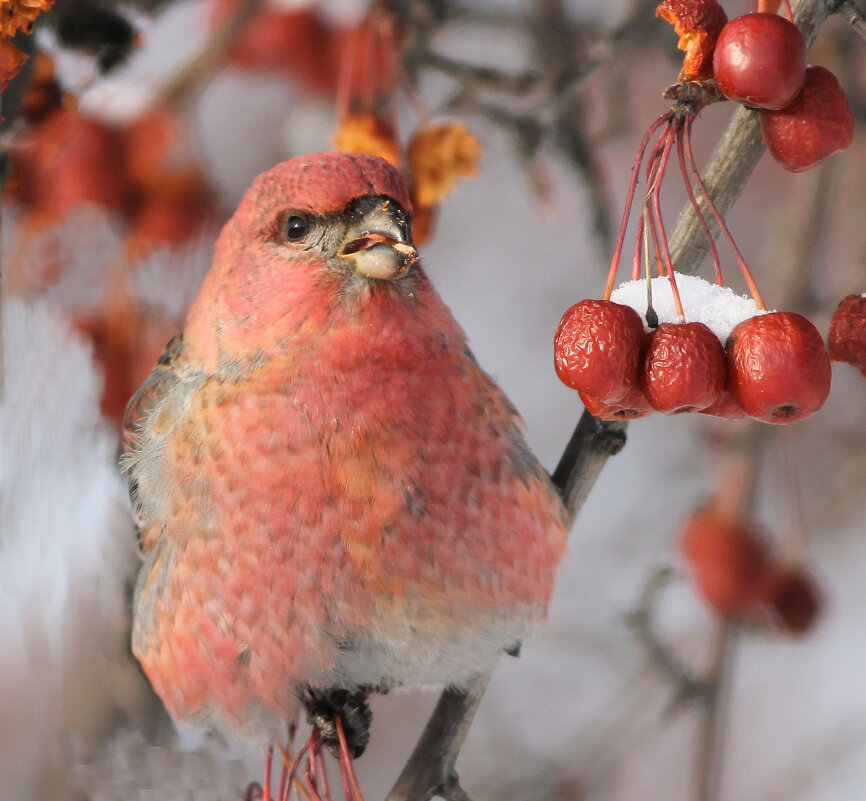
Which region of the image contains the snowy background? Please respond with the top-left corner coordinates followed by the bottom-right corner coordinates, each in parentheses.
top-left (3, 0), bottom-right (866, 799)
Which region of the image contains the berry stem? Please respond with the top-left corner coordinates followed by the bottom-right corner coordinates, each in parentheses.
top-left (684, 117), bottom-right (766, 309)
top-left (643, 208), bottom-right (659, 328)
top-left (632, 210), bottom-right (645, 282)
top-left (647, 126), bottom-right (686, 319)
top-left (643, 137), bottom-right (669, 278)
top-left (318, 747), bottom-right (331, 801)
top-left (305, 744), bottom-right (325, 801)
top-left (784, 0), bottom-right (794, 22)
top-left (337, 716), bottom-right (367, 801)
top-left (264, 745), bottom-right (273, 801)
top-left (604, 111), bottom-right (673, 300)
top-left (676, 125), bottom-right (725, 286)
top-left (278, 740), bottom-right (310, 801)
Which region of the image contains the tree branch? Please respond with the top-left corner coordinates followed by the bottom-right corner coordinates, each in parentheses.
top-left (385, 2), bottom-right (836, 799)
top-left (835, 0), bottom-right (866, 43)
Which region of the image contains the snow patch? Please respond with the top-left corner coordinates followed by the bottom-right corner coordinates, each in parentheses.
top-left (610, 273), bottom-right (768, 343)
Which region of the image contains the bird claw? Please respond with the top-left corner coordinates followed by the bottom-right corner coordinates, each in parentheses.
top-left (301, 688), bottom-right (373, 759)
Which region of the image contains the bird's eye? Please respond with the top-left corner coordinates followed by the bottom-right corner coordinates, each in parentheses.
top-left (285, 214), bottom-right (310, 240)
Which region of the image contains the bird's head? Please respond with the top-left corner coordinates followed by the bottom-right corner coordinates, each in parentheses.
top-left (185, 153), bottom-right (431, 370)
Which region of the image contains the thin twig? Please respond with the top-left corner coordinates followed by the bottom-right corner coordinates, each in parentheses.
top-left (160, 0), bottom-right (266, 110)
top-left (627, 567), bottom-right (710, 706)
top-left (691, 621), bottom-right (736, 801)
top-left (385, 674), bottom-right (490, 801)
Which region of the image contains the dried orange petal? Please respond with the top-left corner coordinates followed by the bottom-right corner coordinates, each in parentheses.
top-left (0, 38), bottom-right (28, 90)
top-left (1, 0), bottom-right (55, 36)
top-left (332, 111), bottom-right (401, 168)
top-left (656, 0), bottom-right (727, 81)
top-left (407, 120), bottom-right (481, 208)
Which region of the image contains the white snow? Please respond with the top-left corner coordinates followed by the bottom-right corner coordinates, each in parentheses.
top-left (610, 272), bottom-right (768, 343)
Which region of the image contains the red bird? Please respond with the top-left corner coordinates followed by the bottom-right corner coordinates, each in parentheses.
top-left (123, 152), bottom-right (567, 754)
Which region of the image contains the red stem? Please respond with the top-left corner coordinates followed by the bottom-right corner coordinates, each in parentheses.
top-left (318, 748), bottom-right (331, 801)
top-left (676, 124), bottom-right (724, 286)
top-left (337, 717), bottom-right (366, 801)
top-left (683, 117), bottom-right (766, 309)
top-left (604, 111), bottom-right (673, 300)
top-left (264, 745), bottom-right (273, 801)
top-left (278, 739), bottom-right (311, 801)
top-left (643, 121), bottom-right (685, 318)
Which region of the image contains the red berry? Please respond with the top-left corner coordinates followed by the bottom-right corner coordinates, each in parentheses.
top-left (643, 322), bottom-right (726, 413)
top-left (760, 66), bottom-right (854, 173)
top-left (554, 299), bottom-right (646, 403)
top-left (579, 385), bottom-right (654, 421)
top-left (698, 390), bottom-right (746, 418)
top-left (713, 13), bottom-right (806, 110)
top-left (767, 566), bottom-right (822, 636)
top-left (726, 312), bottom-right (831, 424)
top-left (681, 505), bottom-right (774, 617)
top-left (828, 294), bottom-right (866, 366)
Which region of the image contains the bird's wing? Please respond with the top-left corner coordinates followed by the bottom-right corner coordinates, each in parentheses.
top-left (121, 331), bottom-right (199, 550)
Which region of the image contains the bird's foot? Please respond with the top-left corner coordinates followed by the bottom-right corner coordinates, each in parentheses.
top-left (301, 688), bottom-right (373, 759)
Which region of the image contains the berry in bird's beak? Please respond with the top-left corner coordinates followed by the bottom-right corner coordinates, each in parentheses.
top-left (339, 200), bottom-right (417, 280)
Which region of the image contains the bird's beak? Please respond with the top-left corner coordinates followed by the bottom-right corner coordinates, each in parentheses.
top-left (339, 200), bottom-right (418, 280)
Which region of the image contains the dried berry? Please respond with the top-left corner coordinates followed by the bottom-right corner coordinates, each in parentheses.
top-left (643, 321), bottom-right (727, 413)
top-left (767, 566), bottom-right (822, 636)
top-left (681, 504), bottom-right (774, 617)
top-left (760, 66), bottom-right (853, 173)
top-left (726, 312), bottom-right (831, 424)
top-left (828, 294), bottom-right (866, 366)
top-left (579, 385), bottom-right (654, 421)
top-left (554, 299), bottom-right (646, 403)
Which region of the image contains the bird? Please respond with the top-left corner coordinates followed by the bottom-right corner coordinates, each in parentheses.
top-left (122, 151), bottom-right (568, 757)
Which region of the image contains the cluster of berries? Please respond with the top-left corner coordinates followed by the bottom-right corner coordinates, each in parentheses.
top-left (829, 295), bottom-right (866, 378)
top-left (552, 1), bottom-right (856, 426)
top-left (681, 502), bottom-right (821, 635)
top-left (554, 287), bottom-right (831, 424)
top-left (713, 11), bottom-right (854, 173)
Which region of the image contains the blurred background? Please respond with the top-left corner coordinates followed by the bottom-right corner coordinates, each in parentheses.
top-left (2, 0), bottom-right (866, 798)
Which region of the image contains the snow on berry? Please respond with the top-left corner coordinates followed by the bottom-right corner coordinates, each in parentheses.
top-left (610, 273), bottom-right (766, 343)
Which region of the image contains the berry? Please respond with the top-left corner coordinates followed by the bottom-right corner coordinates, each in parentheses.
top-left (680, 505), bottom-right (774, 617)
top-left (767, 566), bottom-right (822, 636)
top-left (554, 299), bottom-right (646, 403)
top-left (828, 294), bottom-right (866, 366)
top-left (643, 321), bottom-right (726, 413)
top-left (760, 66), bottom-right (854, 173)
top-left (579, 385), bottom-right (654, 421)
top-left (726, 312), bottom-right (831, 424)
top-left (698, 390), bottom-right (745, 419)
top-left (713, 13), bottom-right (807, 110)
